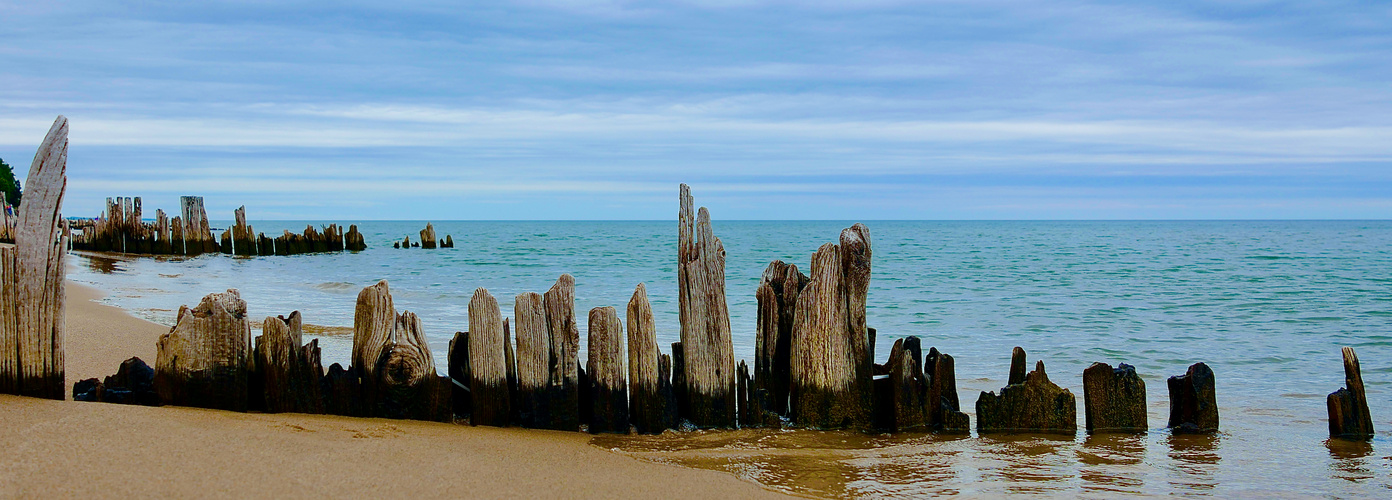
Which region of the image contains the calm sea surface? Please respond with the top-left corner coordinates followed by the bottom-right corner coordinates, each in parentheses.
top-left (68, 220), bottom-right (1392, 498)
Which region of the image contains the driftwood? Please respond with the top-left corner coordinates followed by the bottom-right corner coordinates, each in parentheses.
top-left (514, 292), bottom-right (549, 428)
top-left (976, 348), bottom-right (1076, 435)
top-left (154, 290), bottom-right (252, 411)
top-left (544, 274), bottom-right (580, 431)
top-left (1083, 362), bottom-right (1147, 433)
top-left (790, 224), bottom-right (874, 430)
top-left (1167, 362), bottom-right (1219, 433)
top-left (0, 116), bottom-right (68, 399)
top-left (587, 306), bottom-right (628, 433)
top-left (469, 288), bottom-right (510, 426)
top-left (1328, 347), bottom-right (1374, 439)
top-left (755, 260), bottom-right (806, 417)
top-left (626, 284), bottom-right (667, 434)
top-left (676, 184), bottom-right (736, 428)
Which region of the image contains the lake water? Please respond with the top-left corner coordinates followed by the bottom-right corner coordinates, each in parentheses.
top-left (68, 220), bottom-right (1392, 497)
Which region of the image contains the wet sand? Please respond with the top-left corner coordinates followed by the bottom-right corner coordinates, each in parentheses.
top-left (0, 282), bottom-right (786, 499)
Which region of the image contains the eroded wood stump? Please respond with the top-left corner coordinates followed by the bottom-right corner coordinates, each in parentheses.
top-left (888, 338), bottom-right (928, 432)
top-left (1, 116), bottom-right (68, 399)
top-left (925, 347), bottom-right (969, 432)
top-left (587, 306), bottom-right (628, 434)
top-left (1167, 362), bottom-right (1218, 433)
top-left (255, 311), bottom-right (324, 414)
top-left (1083, 362), bottom-right (1147, 433)
top-left (676, 184), bottom-right (736, 428)
top-left (626, 284), bottom-right (667, 434)
top-left (371, 311), bottom-right (449, 421)
top-left (345, 224), bottom-right (367, 251)
top-left (976, 349), bottom-right (1076, 435)
top-left (154, 289), bottom-right (252, 411)
top-left (1328, 347), bottom-right (1374, 439)
top-left (544, 274), bottom-right (580, 431)
top-left (790, 223), bottom-right (875, 430)
top-left (420, 223), bottom-right (437, 249)
top-left (469, 288), bottom-right (510, 426)
top-left (448, 331), bottom-right (471, 418)
top-left (755, 260), bottom-right (806, 417)
top-left (515, 292), bottom-right (550, 428)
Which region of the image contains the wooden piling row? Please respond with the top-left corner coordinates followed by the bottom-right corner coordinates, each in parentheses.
top-left (396, 222), bottom-right (452, 249)
top-left (72, 199), bottom-right (365, 255)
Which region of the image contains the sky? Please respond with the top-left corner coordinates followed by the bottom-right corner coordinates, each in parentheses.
top-left (1, 0), bottom-right (1389, 220)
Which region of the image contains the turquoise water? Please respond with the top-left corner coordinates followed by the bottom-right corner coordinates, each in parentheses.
top-left (68, 220), bottom-right (1392, 497)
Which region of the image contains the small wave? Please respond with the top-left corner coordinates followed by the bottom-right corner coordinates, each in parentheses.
top-left (314, 281), bottom-right (358, 292)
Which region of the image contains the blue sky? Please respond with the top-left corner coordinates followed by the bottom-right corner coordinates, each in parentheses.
top-left (1, 0), bottom-right (1389, 219)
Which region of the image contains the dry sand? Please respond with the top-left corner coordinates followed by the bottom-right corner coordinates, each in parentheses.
top-left (0, 282), bottom-right (788, 499)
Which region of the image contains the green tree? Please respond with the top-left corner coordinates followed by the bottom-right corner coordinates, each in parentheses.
top-left (0, 157), bottom-right (19, 207)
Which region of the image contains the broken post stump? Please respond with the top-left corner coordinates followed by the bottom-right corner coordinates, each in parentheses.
top-left (755, 260), bottom-right (806, 417)
top-left (1082, 362), bottom-right (1147, 433)
top-left (587, 306), bottom-right (628, 434)
top-left (0, 116), bottom-right (68, 399)
top-left (1167, 362), bottom-right (1219, 433)
top-left (790, 223), bottom-right (874, 430)
top-left (371, 311), bottom-right (449, 421)
top-left (887, 337), bottom-right (928, 432)
top-left (676, 184), bottom-right (736, 428)
top-left (544, 274), bottom-right (580, 431)
top-left (448, 331), bottom-right (471, 419)
top-left (420, 223), bottom-right (437, 249)
top-left (925, 347), bottom-right (969, 432)
top-left (345, 224), bottom-right (367, 251)
top-left (626, 283), bottom-right (666, 434)
top-left (255, 311), bottom-right (324, 414)
top-left (1328, 347), bottom-right (1373, 439)
top-left (469, 288), bottom-right (510, 426)
top-left (154, 289), bottom-right (252, 411)
top-left (976, 348), bottom-right (1077, 435)
top-left (514, 292), bottom-right (550, 428)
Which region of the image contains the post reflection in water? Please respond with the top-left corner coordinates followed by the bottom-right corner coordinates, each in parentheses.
top-left (1166, 433), bottom-right (1221, 493)
top-left (1078, 433), bottom-right (1146, 495)
top-left (1326, 438), bottom-right (1375, 483)
top-left (976, 433), bottom-right (1076, 495)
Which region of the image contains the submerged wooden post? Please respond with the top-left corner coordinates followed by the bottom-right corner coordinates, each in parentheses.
top-left (755, 260), bottom-right (805, 417)
top-left (345, 224), bottom-right (367, 251)
top-left (1328, 347), bottom-right (1374, 439)
top-left (925, 347), bottom-right (970, 432)
top-left (626, 283), bottom-right (666, 434)
top-left (469, 288), bottom-right (510, 426)
top-left (1082, 362), bottom-right (1147, 433)
top-left (420, 223), bottom-right (437, 249)
top-left (975, 348), bottom-right (1077, 435)
top-left (544, 274), bottom-right (580, 431)
top-left (0, 116), bottom-right (68, 399)
top-left (1167, 362), bottom-right (1219, 433)
top-left (790, 223), bottom-right (874, 430)
top-left (514, 292), bottom-right (550, 428)
top-left (676, 184), bottom-right (736, 428)
top-left (154, 289), bottom-right (252, 411)
top-left (587, 306), bottom-right (628, 434)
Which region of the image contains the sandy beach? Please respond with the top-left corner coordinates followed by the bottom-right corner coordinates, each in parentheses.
top-left (0, 282), bottom-right (786, 499)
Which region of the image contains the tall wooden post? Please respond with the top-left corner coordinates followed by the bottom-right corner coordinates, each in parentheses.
top-left (676, 184), bottom-right (735, 428)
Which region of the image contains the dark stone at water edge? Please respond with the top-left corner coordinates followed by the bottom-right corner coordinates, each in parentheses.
top-left (976, 348), bottom-right (1076, 435)
top-left (73, 378), bottom-right (102, 402)
top-left (1167, 362), bottom-right (1218, 434)
top-left (1083, 362), bottom-right (1146, 433)
top-left (1328, 347), bottom-right (1374, 440)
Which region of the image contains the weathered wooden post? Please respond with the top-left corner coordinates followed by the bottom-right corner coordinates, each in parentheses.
top-left (1167, 362), bottom-right (1218, 433)
top-left (420, 223), bottom-right (437, 249)
top-left (371, 310), bottom-right (449, 421)
top-left (232, 206), bottom-right (257, 256)
top-left (443, 235), bottom-right (454, 248)
top-left (154, 289), bottom-right (252, 411)
top-left (676, 184), bottom-right (736, 428)
top-left (544, 274), bottom-right (580, 431)
top-left (1328, 347), bottom-right (1374, 439)
top-left (179, 195), bottom-right (217, 254)
top-left (587, 306), bottom-right (628, 433)
top-left (755, 260), bottom-right (805, 417)
top-left (448, 331), bottom-right (471, 418)
top-left (925, 347), bottom-right (970, 432)
top-left (0, 116), bottom-right (68, 399)
top-left (976, 348), bottom-right (1077, 435)
top-left (514, 292), bottom-right (550, 428)
top-left (1083, 362), bottom-right (1147, 433)
top-left (789, 223), bottom-right (874, 430)
top-left (469, 288), bottom-right (510, 426)
top-left (255, 311), bottom-right (324, 414)
top-left (345, 224), bottom-right (367, 251)
top-left (626, 283), bottom-right (666, 434)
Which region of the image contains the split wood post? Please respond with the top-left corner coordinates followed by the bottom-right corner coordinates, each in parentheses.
top-left (543, 274), bottom-right (580, 431)
top-left (154, 289), bottom-right (252, 411)
top-left (345, 224), bottom-right (367, 251)
top-left (975, 348), bottom-right (1076, 435)
top-left (255, 311), bottom-right (323, 414)
top-left (179, 195), bottom-right (216, 254)
top-left (420, 223), bottom-right (437, 249)
top-left (448, 331), bottom-right (471, 418)
top-left (504, 318), bottom-right (518, 423)
top-left (924, 347), bottom-right (969, 432)
top-left (443, 235), bottom-right (454, 248)
top-left (587, 306), bottom-right (628, 434)
top-left (469, 288), bottom-right (510, 426)
top-left (1082, 362), bottom-right (1147, 433)
top-left (789, 223), bottom-right (874, 430)
top-left (676, 184), bottom-right (735, 428)
top-left (627, 283), bottom-right (665, 434)
top-left (1, 116), bottom-right (68, 399)
top-left (755, 260), bottom-right (806, 417)
top-left (372, 310), bottom-right (449, 421)
top-left (1328, 347), bottom-right (1374, 439)
top-left (1167, 362), bottom-right (1219, 433)
top-left (514, 292), bottom-right (550, 428)
top-left (257, 233), bottom-right (274, 256)
top-left (352, 281), bottom-right (395, 382)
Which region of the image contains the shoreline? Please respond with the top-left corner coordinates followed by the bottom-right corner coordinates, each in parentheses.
top-left (0, 280), bottom-right (787, 499)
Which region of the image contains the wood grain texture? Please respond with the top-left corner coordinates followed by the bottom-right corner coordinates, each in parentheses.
top-left (6, 116), bottom-right (68, 399)
top-left (586, 306), bottom-right (628, 434)
top-left (626, 283), bottom-right (665, 434)
top-left (543, 274), bottom-right (580, 431)
top-left (676, 184), bottom-right (735, 428)
top-left (514, 291), bottom-right (550, 428)
top-left (469, 287), bottom-right (509, 426)
top-left (154, 289), bottom-right (252, 411)
top-left (352, 281), bottom-right (396, 381)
